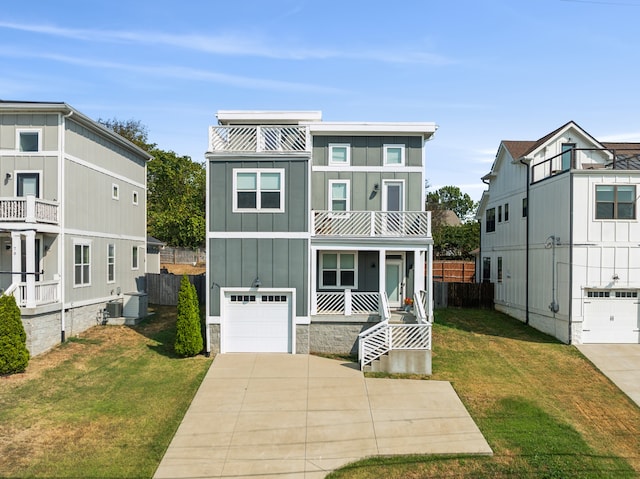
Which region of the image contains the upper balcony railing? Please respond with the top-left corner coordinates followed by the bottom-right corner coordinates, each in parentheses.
top-left (0, 197), bottom-right (58, 225)
top-left (531, 147), bottom-right (640, 183)
top-left (313, 210), bottom-right (431, 238)
top-left (209, 125), bottom-right (310, 154)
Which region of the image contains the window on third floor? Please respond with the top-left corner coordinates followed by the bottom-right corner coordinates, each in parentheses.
top-left (486, 207), bottom-right (496, 232)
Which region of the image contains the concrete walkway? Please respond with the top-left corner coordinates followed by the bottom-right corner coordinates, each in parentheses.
top-left (576, 344), bottom-right (640, 407)
top-left (154, 353), bottom-right (492, 479)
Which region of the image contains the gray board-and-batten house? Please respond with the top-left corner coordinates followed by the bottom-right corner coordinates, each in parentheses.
top-left (206, 110), bottom-right (437, 364)
top-left (0, 101), bottom-right (152, 355)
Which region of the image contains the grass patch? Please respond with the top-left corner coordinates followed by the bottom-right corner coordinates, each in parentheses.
top-left (328, 308), bottom-right (640, 478)
top-left (0, 305), bottom-right (212, 478)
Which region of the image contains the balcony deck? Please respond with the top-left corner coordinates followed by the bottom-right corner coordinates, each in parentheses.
top-left (312, 210), bottom-right (431, 238)
top-left (208, 125), bottom-right (310, 154)
top-left (0, 197), bottom-right (58, 224)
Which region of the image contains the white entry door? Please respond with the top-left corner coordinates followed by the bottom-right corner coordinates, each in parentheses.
top-left (385, 259), bottom-right (403, 308)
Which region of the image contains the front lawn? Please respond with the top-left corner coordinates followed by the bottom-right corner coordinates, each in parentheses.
top-left (0, 305), bottom-right (212, 478)
top-left (328, 308), bottom-right (640, 478)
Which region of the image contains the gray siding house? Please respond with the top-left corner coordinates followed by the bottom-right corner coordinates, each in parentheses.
top-left (206, 111), bottom-right (436, 358)
top-left (0, 101), bottom-right (152, 355)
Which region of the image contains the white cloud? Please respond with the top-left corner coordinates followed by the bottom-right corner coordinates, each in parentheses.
top-left (0, 21), bottom-right (453, 65)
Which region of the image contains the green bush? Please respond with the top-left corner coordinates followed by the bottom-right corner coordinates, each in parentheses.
top-left (174, 275), bottom-right (203, 357)
top-left (0, 294), bottom-right (30, 374)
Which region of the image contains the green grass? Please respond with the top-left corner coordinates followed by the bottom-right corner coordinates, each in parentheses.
top-left (328, 308), bottom-right (640, 479)
top-left (0, 305), bottom-right (212, 478)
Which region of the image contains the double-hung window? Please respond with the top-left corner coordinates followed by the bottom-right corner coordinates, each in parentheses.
top-left (74, 242), bottom-right (91, 286)
top-left (320, 252), bottom-right (357, 289)
top-left (384, 144), bottom-right (405, 166)
top-left (329, 144), bottom-right (350, 165)
top-left (329, 180), bottom-right (350, 212)
top-left (486, 208), bottom-right (496, 232)
top-left (107, 244), bottom-right (115, 283)
top-left (595, 185), bottom-right (636, 219)
top-left (233, 169), bottom-right (285, 212)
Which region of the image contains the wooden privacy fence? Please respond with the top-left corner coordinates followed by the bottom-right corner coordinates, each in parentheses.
top-left (146, 273), bottom-right (206, 305)
top-left (160, 247), bottom-right (206, 265)
top-left (433, 261), bottom-right (475, 283)
top-left (434, 282), bottom-right (494, 309)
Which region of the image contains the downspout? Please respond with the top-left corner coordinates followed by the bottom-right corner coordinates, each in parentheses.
top-left (519, 157), bottom-right (530, 324)
top-left (59, 109), bottom-right (73, 343)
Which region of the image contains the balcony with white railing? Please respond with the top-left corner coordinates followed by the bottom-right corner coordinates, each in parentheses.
top-left (0, 196), bottom-right (59, 225)
top-left (208, 125), bottom-right (310, 154)
top-left (313, 210), bottom-right (431, 238)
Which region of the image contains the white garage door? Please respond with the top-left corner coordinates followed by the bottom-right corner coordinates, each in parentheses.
top-left (224, 292), bottom-right (291, 353)
top-left (582, 290), bottom-right (640, 343)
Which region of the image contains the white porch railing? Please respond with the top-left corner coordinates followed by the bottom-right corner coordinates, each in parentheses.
top-left (315, 290), bottom-right (380, 315)
top-left (313, 211), bottom-right (431, 238)
top-left (208, 125), bottom-right (310, 153)
top-left (11, 280), bottom-right (60, 307)
top-left (0, 197), bottom-right (59, 224)
top-left (359, 292), bottom-right (431, 370)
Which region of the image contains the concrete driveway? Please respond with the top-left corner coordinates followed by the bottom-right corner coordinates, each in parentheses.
top-left (576, 344), bottom-right (640, 407)
top-left (154, 353), bottom-right (492, 479)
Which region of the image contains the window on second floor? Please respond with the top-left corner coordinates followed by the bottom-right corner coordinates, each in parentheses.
top-left (384, 144), bottom-right (405, 166)
top-left (233, 169), bottom-right (285, 212)
top-left (112, 184), bottom-right (120, 200)
top-left (329, 144), bottom-right (350, 165)
top-left (596, 185), bottom-right (636, 219)
top-left (329, 180), bottom-right (350, 211)
top-left (522, 198), bottom-right (528, 217)
top-left (17, 130), bottom-right (40, 152)
top-left (486, 208), bottom-right (496, 232)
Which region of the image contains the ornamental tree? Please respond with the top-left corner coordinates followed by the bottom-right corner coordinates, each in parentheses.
top-left (174, 275), bottom-right (203, 357)
top-left (0, 294), bottom-right (30, 375)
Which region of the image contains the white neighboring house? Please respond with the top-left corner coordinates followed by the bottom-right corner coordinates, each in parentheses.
top-left (477, 121), bottom-right (640, 344)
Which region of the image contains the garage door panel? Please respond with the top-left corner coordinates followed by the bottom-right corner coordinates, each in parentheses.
top-left (583, 293), bottom-right (640, 344)
top-left (224, 293), bottom-right (292, 353)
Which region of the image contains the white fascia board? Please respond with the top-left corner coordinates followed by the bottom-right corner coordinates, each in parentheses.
top-left (216, 110), bottom-right (322, 125)
top-left (306, 121), bottom-right (438, 138)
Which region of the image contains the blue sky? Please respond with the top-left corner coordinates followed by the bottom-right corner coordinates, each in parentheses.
top-left (2, 0), bottom-right (640, 201)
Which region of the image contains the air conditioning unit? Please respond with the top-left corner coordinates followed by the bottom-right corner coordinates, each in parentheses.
top-left (106, 300), bottom-right (122, 318)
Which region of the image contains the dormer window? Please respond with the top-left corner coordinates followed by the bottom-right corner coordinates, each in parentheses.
top-left (17, 129), bottom-right (41, 152)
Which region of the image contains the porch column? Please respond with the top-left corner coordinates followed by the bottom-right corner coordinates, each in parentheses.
top-left (25, 230), bottom-right (36, 308)
top-left (378, 248), bottom-right (386, 301)
top-left (310, 246), bottom-right (317, 315)
top-left (11, 231), bottom-right (21, 286)
top-left (414, 249), bottom-right (425, 293)
top-left (426, 243), bottom-right (434, 321)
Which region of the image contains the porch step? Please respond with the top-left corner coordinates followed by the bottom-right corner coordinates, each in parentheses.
top-left (363, 349), bottom-right (432, 375)
top-left (389, 310), bottom-right (417, 324)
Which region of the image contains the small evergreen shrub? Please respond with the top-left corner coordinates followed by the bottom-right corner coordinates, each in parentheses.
top-left (174, 275), bottom-right (203, 357)
top-left (0, 294), bottom-right (30, 374)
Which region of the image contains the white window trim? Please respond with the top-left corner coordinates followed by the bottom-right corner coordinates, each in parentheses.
top-left (383, 144), bottom-right (405, 166)
top-left (132, 191), bottom-right (139, 205)
top-left (232, 168), bottom-right (285, 213)
top-left (16, 128), bottom-right (42, 153)
top-left (132, 245), bottom-right (140, 270)
top-left (328, 179), bottom-right (350, 212)
top-left (328, 143), bottom-right (351, 166)
top-left (73, 240), bottom-right (92, 288)
top-left (107, 243), bottom-right (116, 283)
top-left (14, 170), bottom-right (42, 198)
top-left (382, 179), bottom-right (405, 212)
top-left (112, 183), bottom-right (120, 200)
top-left (319, 251), bottom-right (358, 290)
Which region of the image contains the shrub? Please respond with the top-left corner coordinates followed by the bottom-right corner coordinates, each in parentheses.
top-left (0, 294), bottom-right (30, 374)
top-left (174, 275), bottom-right (203, 357)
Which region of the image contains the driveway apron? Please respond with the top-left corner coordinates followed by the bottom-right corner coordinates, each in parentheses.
top-left (154, 353), bottom-right (492, 479)
top-left (576, 344), bottom-right (640, 407)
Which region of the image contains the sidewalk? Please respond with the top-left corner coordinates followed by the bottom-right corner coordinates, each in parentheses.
top-left (154, 353), bottom-right (492, 479)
